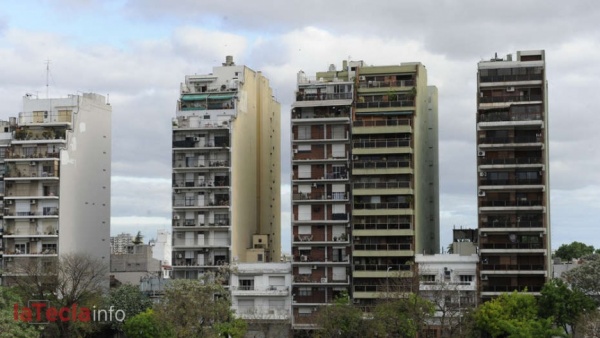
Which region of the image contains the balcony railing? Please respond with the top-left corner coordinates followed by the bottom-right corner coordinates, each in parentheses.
top-left (356, 100), bottom-right (414, 109)
top-left (354, 243), bottom-right (412, 251)
top-left (480, 135), bottom-right (542, 144)
top-left (481, 178), bottom-right (543, 185)
top-left (173, 179), bottom-right (230, 187)
top-left (480, 243), bottom-right (544, 249)
top-left (354, 264), bottom-right (412, 272)
top-left (479, 95), bottom-right (543, 104)
top-left (481, 264), bottom-right (545, 271)
top-left (479, 157), bottom-right (541, 165)
top-left (479, 112), bottom-right (542, 123)
top-left (353, 119), bottom-right (411, 127)
top-left (481, 285), bottom-right (543, 292)
top-left (358, 80), bottom-right (415, 88)
top-left (295, 92), bottom-right (352, 101)
top-left (292, 192), bottom-right (348, 201)
top-left (480, 200), bottom-right (542, 207)
top-left (480, 220), bottom-right (543, 228)
top-left (479, 74), bottom-right (543, 82)
top-left (353, 202), bottom-right (411, 210)
top-left (173, 199), bottom-right (230, 207)
top-left (353, 223), bottom-right (412, 231)
top-left (353, 181), bottom-right (411, 189)
top-left (352, 160), bottom-right (411, 170)
top-left (353, 139), bottom-right (410, 148)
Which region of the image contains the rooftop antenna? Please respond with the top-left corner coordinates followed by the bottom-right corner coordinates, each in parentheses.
top-left (45, 59), bottom-right (51, 98)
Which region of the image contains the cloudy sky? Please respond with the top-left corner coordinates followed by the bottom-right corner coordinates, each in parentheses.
top-left (1, 0), bottom-right (599, 253)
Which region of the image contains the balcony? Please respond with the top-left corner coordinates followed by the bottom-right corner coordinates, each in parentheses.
top-left (293, 233), bottom-right (349, 244)
top-left (353, 181), bottom-right (412, 196)
top-left (352, 160), bottom-right (412, 175)
top-left (353, 222), bottom-right (413, 237)
top-left (357, 80), bottom-right (415, 89)
top-left (295, 92), bottom-right (352, 102)
top-left (479, 74), bottom-right (543, 83)
top-left (173, 118), bottom-right (232, 130)
top-left (173, 179), bottom-right (230, 188)
top-left (353, 264), bottom-right (412, 278)
top-left (480, 200), bottom-right (543, 211)
top-left (479, 157), bottom-right (542, 167)
top-left (481, 264), bottom-right (545, 272)
top-left (479, 136), bottom-right (543, 150)
top-left (294, 275), bottom-right (350, 285)
top-left (481, 285), bottom-right (543, 293)
top-left (18, 112), bottom-right (72, 126)
top-left (173, 198), bottom-right (230, 209)
top-left (479, 95), bottom-right (543, 104)
top-left (352, 139), bottom-right (411, 155)
top-left (355, 100), bottom-right (414, 109)
top-left (291, 109), bottom-right (351, 122)
top-left (231, 285), bottom-right (290, 297)
top-left (292, 192), bottom-right (348, 202)
top-left (480, 178), bottom-right (544, 186)
top-left (353, 202), bottom-right (411, 210)
top-left (353, 243), bottom-right (413, 257)
top-left (352, 118), bottom-right (412, 134)
top-left (480, 220), bottom-right (543, 229)
top-left (292, 171), bottom-right (348, 182)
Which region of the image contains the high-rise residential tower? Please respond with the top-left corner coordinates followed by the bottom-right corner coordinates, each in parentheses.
top-left (476, 50), bottom-right (551, 299)
top-left (1, 93), bottom-right (112, 286)
top-left (291, 60), bottom-right (439, 329)
top-left (171, 56), bottom-right (281, 281)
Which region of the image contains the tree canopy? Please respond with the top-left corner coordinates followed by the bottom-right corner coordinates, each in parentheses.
top-left (538, 278), bottom-right (596, 336)
top-left (554, 241), bottom-right (595, 261)
top-left (563, 253), bottom-right (600, 299)
top-left (473, 291), bottom-right (561, 338)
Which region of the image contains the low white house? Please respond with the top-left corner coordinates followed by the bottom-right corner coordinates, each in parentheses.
top-left (230, 262), bottom-right (292, 337)
top-left (415, 253), bottom-right (479, 338)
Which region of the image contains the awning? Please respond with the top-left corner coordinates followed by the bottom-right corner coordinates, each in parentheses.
top-left (181, 93), bottom-right (235, 101)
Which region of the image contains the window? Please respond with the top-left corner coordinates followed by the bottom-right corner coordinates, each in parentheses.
top-left (42, 243), bottom-right (57, 254)
top-left (298, 287), bottom-right (312, 296)
top-left (239, 278), bottom-right (254, 290)
top-left (257, 254), bottom-right (263, 262)
top-left (421, 275), bottom-right (436, 282)
top-left (460, 275), bottom-right (473, 283)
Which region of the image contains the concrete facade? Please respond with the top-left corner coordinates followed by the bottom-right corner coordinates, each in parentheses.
top-left (290, 60), bottom-right (439, 328)
top-left (171, 56), bottom-right (281, 281)
top-left (476, 50), bottom-right (551, 298)
top-left (1, 93), bottom-right (111, 286)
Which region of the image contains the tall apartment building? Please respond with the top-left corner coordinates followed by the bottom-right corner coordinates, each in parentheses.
top-left (111, 232), bottom-right (134, 254)
top-left (1, 93), bottom-right (112, 286)
top-left (171, 56), bottom-right (281, 280)
top-left (291, 60), bottom-right (439, 328)
top-left (476, 50), bottom-right (551, 299)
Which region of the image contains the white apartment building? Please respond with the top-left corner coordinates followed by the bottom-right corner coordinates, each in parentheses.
top-left (1, 93), bottom-right (111, 286)
top-left (111, 232), bottom-right (134, 254)
top-left (151, 229), bottom-right (172, 279)
top-left (171, 56), bottom-right (281, 281)
top-left (230, 262), bottom-right (292, 338)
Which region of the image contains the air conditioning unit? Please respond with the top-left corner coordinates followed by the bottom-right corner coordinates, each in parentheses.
top-left (300, 255), bottom-right (308, 262)
top-left (481, 275), bottom-right (488, 281)
top-left (482, 258), bottom-right (488, 264)
top-left (293, 149), bottom-right (298, 154)
top-left (173, 215), bottom-right (180, 220)
top-left (30, 199), bottom-right (36, 204)
top-left (478, 190), bottom-right (486, 197)
top-left (352, 299), bottom-right (359, 304)
top-left (477, 150), bottom-right (485, 157)
top-left (312, 265), bottom-right (317, 270)
top-left (30, 161), bottom-right (36, 166)
top-left (506, 87), bottom-right (515, 92)
top-left (6, 200), bottom-right (13, 205)
top-left (193, 137), bottom-right (201, 142)
top-left (30, 218), bottom-right (36, 223)
top-left (359, 76), bottom-right (366, 81)
top-left (320, 278), bottom-right (327, 283)
top-left (479, 172), bottom-right (487, 177)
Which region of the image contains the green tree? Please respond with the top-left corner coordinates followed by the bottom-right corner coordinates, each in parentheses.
top-left (563, 253), bottom-right (600, 299)
top-left (123, 308), bottom-right (173, 338)
top-left (538, 278), bottom-right (595, 336)
top-left (132, 231), bottom-right (144, 245)
top-left (473, 291), bottom-right (562, 338)
top-left (154, 278), bottom-right (243, 338)
top-left (10, 253), bottom-right (108, 338)
top-left (0, 286), bottom-right (42, 338)
top-left (105, 284), bottom-right (153, 331)
top-left (554, 241), bottom-right (595, 261)
top-left (371, 294), bottom-right (434, 338)
top-left (313, 292), bottom-right (368, 338)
